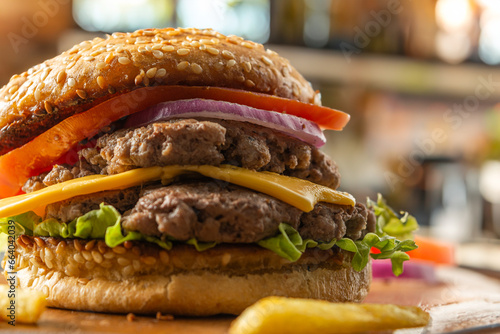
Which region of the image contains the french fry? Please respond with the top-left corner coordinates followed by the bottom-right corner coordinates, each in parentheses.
top-left (229, 297), bottom-right (430, 334)
top-left (0, 285), bottom-right (47, 324)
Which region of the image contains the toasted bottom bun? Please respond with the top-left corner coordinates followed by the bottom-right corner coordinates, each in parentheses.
top-left (9, 236), bottom-right (371, 316)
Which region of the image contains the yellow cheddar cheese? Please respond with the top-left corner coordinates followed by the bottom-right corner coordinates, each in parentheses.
top-left (0, 165), bottom-right (355, 218)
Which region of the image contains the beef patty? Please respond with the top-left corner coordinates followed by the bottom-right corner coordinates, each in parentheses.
top-left (45, 180), bottom-right (375, 244)
top-left (23, 119), bottom-right (340, 193)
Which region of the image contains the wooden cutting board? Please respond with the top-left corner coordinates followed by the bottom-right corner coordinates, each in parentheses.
top-left (6, 266), bottom-right (500, 334)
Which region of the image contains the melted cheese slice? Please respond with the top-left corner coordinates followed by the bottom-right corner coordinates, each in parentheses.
top-left (0, 165), bottom-right (355, 218)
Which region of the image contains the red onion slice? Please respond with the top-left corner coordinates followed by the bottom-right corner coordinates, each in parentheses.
top-left (124, 99), bottom-right (326, 147)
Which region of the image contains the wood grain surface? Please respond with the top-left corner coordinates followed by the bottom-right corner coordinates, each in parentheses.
top-left (5, 266), bottom-right (500, 334)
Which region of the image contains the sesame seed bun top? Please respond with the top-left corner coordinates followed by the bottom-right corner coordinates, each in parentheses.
top-left (0, 27), bottom-right (319, 156)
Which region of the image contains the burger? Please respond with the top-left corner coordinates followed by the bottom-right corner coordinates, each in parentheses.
top-left (0, 28), bottom-right (416, 315)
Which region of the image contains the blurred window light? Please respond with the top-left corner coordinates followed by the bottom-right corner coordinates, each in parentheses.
top-left (435, 0), bottom-right (474, 32)
top-left (480, 161), bottom-right (500, 203)
top-left (477, 1), bottom-right (500, 65)
top-left (303, 0), bottom-right (330, 48)
top-left (73, 0), bottom-right (174, 32)
top-left (176, 0), bottom-right (270, 43)
top-left (478, 20), bottom-right (500, 65)
top-left (435, 31), bottom-right (472, 64)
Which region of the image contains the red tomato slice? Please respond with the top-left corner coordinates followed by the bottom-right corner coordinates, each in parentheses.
top-left (0, 86), bottom-right (350, 198)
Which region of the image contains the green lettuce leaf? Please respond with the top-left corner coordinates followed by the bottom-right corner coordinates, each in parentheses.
top-left (0, 211), bottom-right (39, 236)
top-left (367, 193), bottom-right (419, 240)
top-left (257, 223), bottom-right (335, 262)
top-left (105, 217), bottom-right (173, 250)
top-left (186, 238), bottom-right (217, 251)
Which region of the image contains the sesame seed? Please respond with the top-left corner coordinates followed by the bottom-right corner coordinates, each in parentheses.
top-left (156, 68), bottom-right (167, 78)
top-left (177, 61), bottom-right (189, 71)
top-left (56, 241), bottom-right (66, 254)
top-left (105, 53), bottom-right (115, 64)
top-left (198, 44), bottom-right (207, 51)
top-left (191, 63), bottom-right (203, 74)
top-left (34, 237), bottom-right (45, 247)
top-left (108, 86), bottom-right (116, 94)
top-left (112, 246), bottom-right (126, 254)
top-left (261, 56), bottom-right (273, 66)
top-left (134, 74), bottom-right (143, 86)
top-left (78, 278), bottom-right (90, 285)
top-left (236, 75), bottom-right (245, 83)
top-left (177, 48), bottom-right (190, 56)
top-left (242, 62), bottom-right (252, 73)
top-left (44, 101), bottom-right (53, 114)
top-left (214, 61), bottom-right (224, 71)
top-left (66, 61), bottom-right (77, 70)
top-left (114, 46), bottom-right (124, 53)
top-left (103, 252), bottom-right (115, 259)
top-left (138, 46), bottom-right (147, 53)
top-left (41, 68), bottom-right (51, 81)
top-left (227, 59), bottom-right (237, 67)
top-left (118, 57), bottom-right (131, 65)
top-left (227, 36), bottom-right (240, 44)
top-left (81, 250), bottom-right (92, 261)
top-left (153, 50), bottom-right (164, 59)
top-left (73, 239), bottom-right (83, 252)
top-left (97, 76), bottom-right (106, 89)
top-left (181, 41), bottom-right (190, 46)
top-left (96, 62), bottom-right (107, 70)
top-left (266, 49), bottom-right (278, 56)
top-left (90, 50), bottom-right (102, 56)
top-left (162, 45), bottom-right (175, 52)
top-left (152, 44), bottom-right (162, 50)
top-left (8, 85), bottom-right (19, 94)
top-left (241, 42), bottom-right (254, 49)
top-left (117, 257), bottom-right (130, 266)
top-left (67, 78), bottom-right (76, 87)
top-left (83, 56), bottom-right (95, 61)
top-left (190, 41), bottom-right (200, 47)
top-left (76, 89), bottom-right (87, 99)
top-left (221, 50), bottom-right (235, 59)
top-left (92, 250), bottom-right (103, 264)
top-left (56, 70), bottom-right (66, 84)
top-left (73, 253), bottom-right (85, 264)
top-left (211, 38), bottom-right (220, 44)
top-left (146, 67), bottom-right (157, 78)
top-left (34, 86), bottom-right (42, 101)
top-left (146, 45), bottom-right (153, 52)
top-left (42, 285), bottom-right (49, 297)
top-left (245, 79), bottom-right (256, 88)
top-left (200, 39), bottom-right (214, 45)
top-left (207, 47), bottom-right (219, 55)
top-left (292, 83), bottom-right (300, 97)
top-left (167, 30), bottom-right (180, 36)
top-left (123, 265), bottom-right (134, 276)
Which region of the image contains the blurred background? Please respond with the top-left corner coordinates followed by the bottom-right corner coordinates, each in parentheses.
top-left (1, 0), bottom-right (500, 268)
